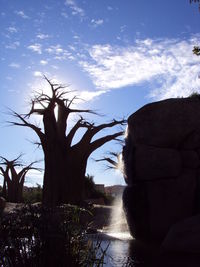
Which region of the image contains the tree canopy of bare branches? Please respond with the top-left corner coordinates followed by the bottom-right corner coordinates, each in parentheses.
top-left (9, 77), bottom-right (126, 206)
top-left (0, 155), bottom-right (39, 203)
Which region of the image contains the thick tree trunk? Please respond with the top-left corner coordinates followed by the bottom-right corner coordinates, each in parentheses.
top-left (2, 179), bottom-right (7, 199)
top-left (42, 143), bottom-right (86, 206)
top-left (7, 181), bottom-right (22, 203)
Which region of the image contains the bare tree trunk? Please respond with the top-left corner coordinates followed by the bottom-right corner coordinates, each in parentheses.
top-left (2, 178), bottom-right (7, 199)
top-left (42, 145), bottom-right (86, 206)
top-left (10, 78), bottom-right (125, 207)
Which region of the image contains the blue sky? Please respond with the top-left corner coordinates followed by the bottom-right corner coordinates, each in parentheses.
top-left (0, 0), bottom-right (200, 187)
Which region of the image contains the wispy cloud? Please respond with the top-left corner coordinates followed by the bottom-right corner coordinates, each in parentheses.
top-left (91, 19), bottom-right (104, 27)
top-left (78, 90), bottom-right (106, 102)
top-left (45, 44), bottom-right (72, 60)
top-left (36, 33), bottom-right (50, 40)
top-left (5, 41), bottom-right (20, 49)
top-left (40, 60), bottom-right (48, 65)
top-left (7, 26), bottom-right (18, 33)
top-left (33, 71), bottom-right (43, 77)
top-left (61, 12), bottom-right (68, 18)
top-left (107, 6), bottom-right (113, 11)
top-left (15, 10), bottom-right (29, 19)
top-left (79, 36), bottom-right (200, 100)
top-left (9, 62), bottom-right (20, 68)
top-left (27, 43), bottom-right (42, 54)
top-left (65, 0), bottom-right (85, 17)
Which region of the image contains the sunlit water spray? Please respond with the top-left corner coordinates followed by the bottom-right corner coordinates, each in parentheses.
top-left (103, 195), bottom-right (132, 240)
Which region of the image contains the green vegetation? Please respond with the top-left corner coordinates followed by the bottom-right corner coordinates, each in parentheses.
top-left (85, 175), bottom-right (114, 205)
top-left (0, 204), bottom-right (108, 267)
top-left (23, 184), bottom-right (42, 204)
top-left (188, 92), bottom-right (200, 98)
top-left (193, 46), bottom-right (200, 56)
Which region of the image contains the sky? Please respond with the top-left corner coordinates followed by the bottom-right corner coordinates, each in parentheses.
top-left (0, 0), bottom-right (200, 187)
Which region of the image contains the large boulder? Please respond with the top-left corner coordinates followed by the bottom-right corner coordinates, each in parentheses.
top-left (0, 197), bottom-right (6, 212)
top-left (161, 214), bottom-right (200, 253)
top-left (123, 97), bottom-right (200, 246)
top-left (127, 97), bottom-right (200, 148)
top-left (133, 145), bottom-right (181, 180)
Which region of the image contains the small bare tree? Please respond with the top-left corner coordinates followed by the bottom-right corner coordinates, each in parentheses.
top-left (0, 156), bottom-right (39, 203)
top-left (95, 152), bottom-right (121, 170)
top-left (9, 77), bottom-right (126, 206)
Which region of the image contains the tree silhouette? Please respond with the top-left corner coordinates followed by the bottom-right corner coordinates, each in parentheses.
top-left (95, 152), bottom-right (120, 170)
top-left (0, 155), bottom-right (38, 203)
top-left (193, 46), bottom-right (200, 56)
top-left (190, 0), bottom-right (200, 10)
top-left (10, 77), bottom-right (126, 206)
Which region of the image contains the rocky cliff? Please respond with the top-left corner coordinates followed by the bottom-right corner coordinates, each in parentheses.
top-left (122, 97), bottom-right (200, 250)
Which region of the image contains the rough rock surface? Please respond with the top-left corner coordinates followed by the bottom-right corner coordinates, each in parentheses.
top-left (122, 97), bottom-right (200, 248)
top-left (0, 197), bottom-right (6, 212)
top-left (161, 214), bottom-right (200, 253)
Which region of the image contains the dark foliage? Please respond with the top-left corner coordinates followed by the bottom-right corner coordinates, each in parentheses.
top-left (23, 184), bottom-right (42, 204)
top-left (188, 92), bottom-right (200, 98)
top-left (193, 46), bottom-right (200, 56)
top-left (84, 175), bottom-right (114, 205)
top-left (0, 205), bottom-right (107, 267)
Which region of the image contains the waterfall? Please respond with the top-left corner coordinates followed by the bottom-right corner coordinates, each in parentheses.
top-left (103, 194), bottom-right (132, 240)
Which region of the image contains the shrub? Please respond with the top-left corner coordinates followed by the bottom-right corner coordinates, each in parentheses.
top-left (23, 184), bottom-right (42, 204)
top-left (0, 204), bottom-right (108, 267)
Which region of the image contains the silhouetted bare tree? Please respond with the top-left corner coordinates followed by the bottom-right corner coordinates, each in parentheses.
top-left (0, 155), bottom-right (38, 203)
top-left (190, 0), bottom-right (200, 10)
top-left (9, 77), bottom-right (126, 206)
top-left (95, 152), bottom-right (120, 170)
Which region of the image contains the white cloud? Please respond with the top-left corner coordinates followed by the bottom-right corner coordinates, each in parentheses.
top-left (33, 71), bottom-right (43, 77)
top-left (27, 43), bottom-right (42, 54)
top-left (15, 10), bottom-right (29, 19)
top-left (9, 62), bottom-right (20, 68)
top-left (36, 33), bottom-right (49, 40)
top-left (40, 60), bottom-right (48, 65)
top-left (68, 45), bottom-right (76, 51)
top-left (46, 44), bottom-right (71, 60)
top-left (91, 19), bottom-right (104, 27)
top-left (79, 36), bottom-right (200, 100)
top-left (25, 169), bottom-right (43, 187)
top-left (78, 90), bottom-right (106, 102)
top-left (5, 41), bottom-right (20, 49)
top-left (6, 76), bottom-right (13, 80)
top-left (107, 6), bottom-right (113, 11)
top-left (120, 25), bottom-right (126, 33)
top-left (65, 0), bottom-right (85, 17)
top-left (7, 26), bottom-right (17, 33)
top-left (61, 12), bottom-right (68, 18)
top-left (51, 65), bottom-right (59, 69)
top-left (73, 35), bottom-right (80, 39)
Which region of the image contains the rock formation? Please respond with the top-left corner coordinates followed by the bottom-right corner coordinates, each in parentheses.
top-left (122, 97), bottom-right (200, 248)
top-left (0, 197), bottom-right (6, 212)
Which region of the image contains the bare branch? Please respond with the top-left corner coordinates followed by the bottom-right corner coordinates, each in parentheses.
top-left (0, 154), bottom-right (23, 167)
top-left (88, 131), bottom-right (125, 155)
top-left (8, 110), bottom-right (45, 142)
top-left (95, 157), bottom-right (118, 168)
top-left (77, 119), bottom-right (126, 147)
top-left (18, 161), bottom-right (41, 182)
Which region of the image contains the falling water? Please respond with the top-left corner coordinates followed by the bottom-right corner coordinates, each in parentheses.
top-left (96, 195), bottom-right (133, 266)
top-left (103, 195), bottom-right (132, 240)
